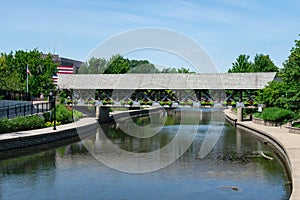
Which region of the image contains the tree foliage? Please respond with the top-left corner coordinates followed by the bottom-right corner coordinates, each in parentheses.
top-left (104, 55), bottom-right (130, 74)
top-left (256, 35), bottom-right (300, 112)
top-left (0, 49), bottom-right (57, 96)
top-left (161, 67), bottom-right (193, 73)
top-left (77, 54), bottom-right (191, 74)
top-left (128, 63), bottom-right (159, 73)
top-left (228, 54), bottom-right (278, 73)
top-left (78, 57), bottom-right (107, 74)
top-left (228, 54), bottom-right (253, 73)
top-left (253, 54), bottom-right (279, 72)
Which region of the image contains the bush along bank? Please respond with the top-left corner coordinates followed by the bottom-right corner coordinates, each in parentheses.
top-left (0, 115), bottom-right (45, 134)
top-left (0, 104), bottom-right (83, 134)
top-left (253, 107), bottom-right (299, 126)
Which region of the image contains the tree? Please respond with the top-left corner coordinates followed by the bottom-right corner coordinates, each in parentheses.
top-left (282, 36), bottom-right (300, 84)
top-left (104, 55), bottom-right (130, 74)
top-left (128, 63), bottom-right (159, 73)
top-left (161, 67), bottom-right (178, 73)
top-left (228, 54), bottom-right (253, 73)
top-left (253, 54), bottom-right (278, 72)
top-left (0, 49), bottom-right (57, 97)
top-left (160, 67), bottom-right (194, 73)
top-left (256, 35), bottom-right (300, 112)
top-left (177, 67), bottom-right (194, 73)
top-left (281, 35), bottom-right (300, 111)
top-left (78, 57), bottom-right (107, 74)
top-left (256, 81), bottom-right (288, 108)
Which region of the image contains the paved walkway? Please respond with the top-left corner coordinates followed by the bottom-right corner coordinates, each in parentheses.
top-left (224, 109), bottom-right (300, 200)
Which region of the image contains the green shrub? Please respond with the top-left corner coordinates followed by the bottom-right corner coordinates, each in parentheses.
top-left (44, 104), bottom-right (82, 124)
top-left (55, 104), bottom-right (73, 124)
top-left (73, 110), bottom-right (83, 121)
top-left (139, 100), bottom-right (152, 106)
top-left (102, 99), bottom-right (114, 105)
top-left (45, 121), bottom-right (62, 127)
top-left (128, 100), bottom-right (133, 106)
top-left (201, 101), bottom-right (213, 106)
top-left (260, 107), bottom-right (298, 123)
top-left (159, 101), bottom-right (172, 106)
top-left (0, 115), bottom-right (45, 134)
top-left (243, 101), bottom-right (250, 106)
top-left (121, 100), bottom-right (133, 105)
top-left (253, 112), bottom-right (262, 118)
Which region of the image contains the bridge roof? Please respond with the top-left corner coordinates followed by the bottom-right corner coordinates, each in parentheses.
top-left (58, 72), bottom-right (276, 90)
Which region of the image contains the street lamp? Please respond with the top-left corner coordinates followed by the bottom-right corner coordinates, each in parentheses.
top-left (49, 89), bottom-right (56, 130)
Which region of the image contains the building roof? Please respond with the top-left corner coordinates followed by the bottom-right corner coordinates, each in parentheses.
top-left (58, 72), bottom-right (276, 90)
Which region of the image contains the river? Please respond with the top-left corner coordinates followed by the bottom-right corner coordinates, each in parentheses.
top-left (0, 108), bottom-right (291, 199)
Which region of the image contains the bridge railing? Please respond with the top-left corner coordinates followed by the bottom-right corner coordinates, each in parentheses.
top-left (0, 102), bottom-right (51, 119)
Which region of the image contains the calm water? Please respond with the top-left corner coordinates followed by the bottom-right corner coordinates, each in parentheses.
top-left (0, 108), bottom-right (291, 200)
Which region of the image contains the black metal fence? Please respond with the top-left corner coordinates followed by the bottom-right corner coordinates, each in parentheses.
top-left (0, 89), bottom-right (31, 101)
top-left (0, 102), bottom-right (51, 119)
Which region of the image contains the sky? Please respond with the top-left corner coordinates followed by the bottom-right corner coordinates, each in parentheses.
top-left (0, 0), bottom-right (299, 72)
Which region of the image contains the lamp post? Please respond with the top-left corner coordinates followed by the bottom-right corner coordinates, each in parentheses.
top-left (49, 89), bottom-right (56, 130)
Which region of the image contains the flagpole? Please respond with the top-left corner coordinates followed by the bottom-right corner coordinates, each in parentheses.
top-left (26, 64), bottom-right (29, 94)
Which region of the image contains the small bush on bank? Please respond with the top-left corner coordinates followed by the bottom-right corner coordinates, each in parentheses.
top-left (259, 107), bottom-right (298, 123)
top-left (43, 104), bottom-right (83, 124)
top-left (292, 121), bottom-right (300, 128)
top-left (0, 115), bottom-right (45, 134)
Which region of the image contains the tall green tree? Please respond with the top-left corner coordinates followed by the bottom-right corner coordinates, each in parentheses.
top-left (257, 35), bottom-right (300, 111)
top-left (228, 54), bottom-right (278, 73)
top-left (104, 55), bottom-right (130, 74)
top-left (282, 36), bottom-right (300, 84)
top-left (228, 54), bottom-right (253, 73)
top-left (128, 63), bottom-right (159, 73)
top-left (0, 49), bottom-right (57, 97)
top-left (78, 57), bottom-right (107, 74)
top-left (281, 36), bottom-right (300, 111)
top-left (253, 54), bottom-right (279, 72)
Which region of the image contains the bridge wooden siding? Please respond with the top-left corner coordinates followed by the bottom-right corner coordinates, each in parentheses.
top-left (58, 73), bottom-right (276, 90)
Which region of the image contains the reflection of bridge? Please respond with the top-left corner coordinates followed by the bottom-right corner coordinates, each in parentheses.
top-left (59, 73), bottom-right (276, 104)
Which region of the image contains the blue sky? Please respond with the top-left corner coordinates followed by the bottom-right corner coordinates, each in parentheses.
top-left (0, 0), bottom-right (299, 72)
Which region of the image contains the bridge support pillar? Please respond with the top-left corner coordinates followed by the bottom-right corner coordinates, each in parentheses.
top-left (96, 106), bottom-right (111, 123)
top-left (237, 107), bottom-right (243, 122)
top-left (239, 90), bottom-right (243, 103)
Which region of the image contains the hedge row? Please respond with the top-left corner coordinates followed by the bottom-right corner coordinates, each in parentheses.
top-left (0, 115), bottom-right (45, 134)
top-left (254, 107), bottom-right (298, 123)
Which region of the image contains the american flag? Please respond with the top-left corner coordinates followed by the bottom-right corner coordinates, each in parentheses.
top-left (52, 66), bottom-right (74, 85)
top-left (27, 65), bottom-right (32, 76)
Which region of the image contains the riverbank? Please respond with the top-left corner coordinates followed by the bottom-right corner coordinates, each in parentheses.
top-left (0, 117), bottom-right (98, 151)
top-left (224, 109), bottom-right (300, 200)
top-left (0, 107), bottom-right (164, 151)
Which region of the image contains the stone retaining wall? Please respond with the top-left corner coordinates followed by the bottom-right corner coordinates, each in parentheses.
top-left (252, 117), bottom-right (282, 127)
top-left (288, 127), bottom-right (300, 134)
top-left (0, 120), bottom-right (98, 151)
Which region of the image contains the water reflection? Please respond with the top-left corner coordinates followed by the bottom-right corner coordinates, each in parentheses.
top-left (0, 108), bottom-right (291, 199)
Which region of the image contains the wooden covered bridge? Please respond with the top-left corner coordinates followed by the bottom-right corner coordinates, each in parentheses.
top-left (58, 72), bottom-right (276, 105)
